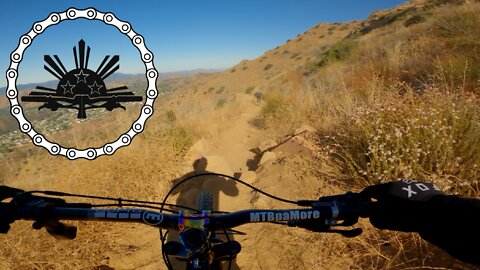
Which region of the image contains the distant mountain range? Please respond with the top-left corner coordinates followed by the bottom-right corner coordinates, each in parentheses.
top-left (0, 69), bottom-right (223, 93)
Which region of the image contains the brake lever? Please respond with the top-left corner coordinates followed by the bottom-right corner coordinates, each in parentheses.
top-left (299, 192), bottom-right (372, 219)
top-left (293, 191), bottom-right (371, 238)
top-left (2, 192), bottom-right (89, 236)
top-left (13, 191), bottom-right (93, 209)
top-left (32, 219), bottom-right (77, 240)
top-left (287, 220), bottom-right (363, 238)
top-left (14, 195), bottom-right (79, 240)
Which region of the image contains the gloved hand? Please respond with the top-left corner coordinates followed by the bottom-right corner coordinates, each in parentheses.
top-left (361, 180), bottom-right (480, 265)
top-left (0, 185), bottom-right (24, 233)
top-left (360, 179), bottom-right (444, 232)
top-left (0, 185), bottom-right (24, 201)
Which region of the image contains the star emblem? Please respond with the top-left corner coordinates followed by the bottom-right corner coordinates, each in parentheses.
top-left (61, 81), bottom-right (75, 95)
top-left (74, 69), bottom-right (89, 83)
top-left (88, 81), bottom-right (103, 95)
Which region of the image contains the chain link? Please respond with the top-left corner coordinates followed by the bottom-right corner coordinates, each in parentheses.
top-left (6, 8), bottom-right (159, 160)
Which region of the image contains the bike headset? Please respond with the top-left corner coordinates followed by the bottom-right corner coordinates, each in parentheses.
top-left (158, 172), bottom-right (298, 270)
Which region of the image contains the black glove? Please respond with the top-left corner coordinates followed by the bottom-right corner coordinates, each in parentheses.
top-left (0, 185), bottom-right (24, 201)
top-left (0, 185), bottom-right (24, 234)
top-left (361, 179), bottom-right (444, 232)
top-left (362, 180), bottom-right (480, 265)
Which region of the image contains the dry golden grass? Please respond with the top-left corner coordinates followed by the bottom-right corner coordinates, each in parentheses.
top-left (0, 102), bottom-right (198, 269)
top-left (336, 89), bottom-right (480, 193)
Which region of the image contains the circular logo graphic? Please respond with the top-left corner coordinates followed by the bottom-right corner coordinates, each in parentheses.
top-left (6, 8), bottom-right (159, 160)
top-left (142, 211), bottom-right (164, 226)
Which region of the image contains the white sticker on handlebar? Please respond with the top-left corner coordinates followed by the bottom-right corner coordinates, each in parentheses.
top-left (142, 212), bottom-right (164, 226)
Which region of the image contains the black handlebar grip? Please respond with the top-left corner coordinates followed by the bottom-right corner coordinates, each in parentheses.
top-left (0, 186), bottom-right (25, 201)
top-left (0, 222), bottom-right (10, 234)
top-left (0, 202), bottom-right (15, 233)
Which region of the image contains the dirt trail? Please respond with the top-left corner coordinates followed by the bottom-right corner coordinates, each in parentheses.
top-left (184, 93), bottom-right (262, 173)
top-left (108, 94), bottom-right (265, 269)
top-left (210, 94), bottom-right (262, 172)
top-left (107, 92), bottom-right (332, 269)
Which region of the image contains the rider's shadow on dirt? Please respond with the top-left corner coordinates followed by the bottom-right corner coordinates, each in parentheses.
top-left (167, 157), bottom-right (240, 269)
top-left (171, 157), bottom-right (239, 210)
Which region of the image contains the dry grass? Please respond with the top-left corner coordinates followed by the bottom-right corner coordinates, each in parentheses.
top-left (0, 108), bottom-right (197, 269)
top-left (335, 89), bottom-right (480, 195)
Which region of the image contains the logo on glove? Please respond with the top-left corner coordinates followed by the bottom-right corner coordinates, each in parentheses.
top-left (399, 180), bottom-right (442, 200)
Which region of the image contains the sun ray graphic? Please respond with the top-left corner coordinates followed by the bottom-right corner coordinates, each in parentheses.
top-left (21, 39), bottom-right (143, 119)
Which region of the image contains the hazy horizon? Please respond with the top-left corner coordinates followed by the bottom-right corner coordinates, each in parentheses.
top-left (0, 68), bottom-right (226, 91)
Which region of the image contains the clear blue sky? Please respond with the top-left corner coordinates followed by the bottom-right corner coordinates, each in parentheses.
top-left (0, 0), bottom-right (406, 87)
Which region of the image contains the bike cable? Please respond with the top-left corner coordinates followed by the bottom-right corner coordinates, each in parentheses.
top-left (26, 190), bottom-right (198, 212)
top-left (160, 172), bottom-right (298, 209)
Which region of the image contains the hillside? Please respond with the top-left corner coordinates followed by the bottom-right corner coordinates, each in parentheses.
top-left (1, 0), bottom-right (480, 269)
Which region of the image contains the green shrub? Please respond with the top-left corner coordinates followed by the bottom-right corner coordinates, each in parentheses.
top-left (165, 110), bottom-right (176, 123)
top-left (250, 117), bottom-right (266, 129)
top-left (435, 56), bottom-right (480, 89)
top-left (216, 98), bottom-right (227, 109)
top-left (434, 8), bottom-right (480, 51)
top-left (315, 39), bottom-right (358, 68)
top-left (264, 64), bottom-right (273, 70)
top-left (215, 86), bottom-right (225, 94)
top-left (245, 86), bottom-right (254, 94)
top-left (161, 126), bottom-right (195, 153)
top-left (404, 15), bottom-right (426, 27)
top-left (207, 87), bottom-right (215, 93)
top-left (252, 91), bottom-right (294, 131)
top-left (359, 8), bottom-right (414, 35)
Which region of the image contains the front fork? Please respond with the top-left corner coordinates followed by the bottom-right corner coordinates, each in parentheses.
top-left (165, 235), bottom-right (241, 269)
top-left (165, 211), bottom-right (242, 269)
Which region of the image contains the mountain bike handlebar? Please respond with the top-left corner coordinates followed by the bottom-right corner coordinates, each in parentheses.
top-left (0, 185), bottom-right (370, 239)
